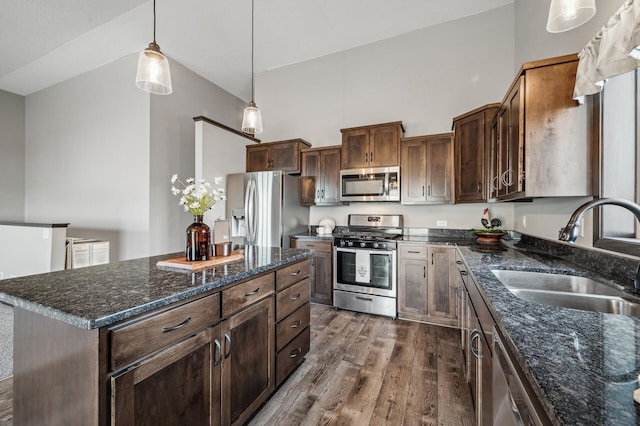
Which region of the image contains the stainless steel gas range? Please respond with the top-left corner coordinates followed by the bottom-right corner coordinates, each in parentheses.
top-left (333, 214), bottom-right (402, 318)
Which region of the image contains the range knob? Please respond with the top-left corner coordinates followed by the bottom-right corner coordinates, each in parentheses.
top-left (373, 242), bottom-right (379, 249)
top-left (339, 240), bottom-right (346, 247)
top-left (347, 241), bottom-right (354, 247)
top-left (360, 242), bottom-right (366, 248)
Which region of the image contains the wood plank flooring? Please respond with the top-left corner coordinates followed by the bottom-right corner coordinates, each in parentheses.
top-left (249, 304), bottom-right (474, 425)
top-left (0, 304), bottom-right (473, 426)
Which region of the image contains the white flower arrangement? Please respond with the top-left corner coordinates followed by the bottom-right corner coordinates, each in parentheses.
top-left (170, 174), bottom-right (226, 216)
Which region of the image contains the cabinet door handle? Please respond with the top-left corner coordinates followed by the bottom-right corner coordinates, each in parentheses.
top-left (477, 182), bottom-right (483, 193)
top-left (460, 270), bottom-right (468, 276)
top-left (370, 151), bottom-right (373, 162)
top-left (244, 287), bottom-right (261, 297)
top-left (422, 186), bottom-right (425, 196)
top-left (470, 330), bottom-right (481, 359)
top-left (213, 339), bottom-right (222, 366)
top-left (290, 270), bottom-right (301, 276)
top-left (290, 293), bottom-right (302, 301)
top-left (290, 347), bottom-right (303, 358)
top-left (161, 317), bottom-right (191, 333)
top-left (427, 185), bottom-right (431, 196)
top-left (492, 176), bottom-right (499, 191)
top-left (290, 319), bottom-right (302, 329)
top-left (321, 188), bottom-right (325, 199)
top-left (423, 266), bottom-right (426, 278)
top-left (431, 253), bottom-right (434, 265)
top-left (365, 152), bottom-right (368, 162)
top-left (224, 333), bottom-right (232, 359)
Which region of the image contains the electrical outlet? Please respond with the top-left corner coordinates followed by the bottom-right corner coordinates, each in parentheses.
top-left (436, 220), bottom-right (447, 227)
top-left (42, 228), bottom-right (50, 239)
top-left (580, 221), bottom-right (585, 237)
top-left (522, 215), bottom-right (527, 228)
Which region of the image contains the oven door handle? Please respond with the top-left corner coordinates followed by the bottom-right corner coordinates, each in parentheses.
top-left (335, 247), bottom-right (358, 254)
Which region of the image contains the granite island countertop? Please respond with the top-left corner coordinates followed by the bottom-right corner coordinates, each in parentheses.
top-left (0, 246), bottom-right (311, 330)
top-left (460, 242), bottom-right (640, 425)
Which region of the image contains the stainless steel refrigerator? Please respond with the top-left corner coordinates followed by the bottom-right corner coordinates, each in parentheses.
top-left (226, 171), bottom-right (309, 248)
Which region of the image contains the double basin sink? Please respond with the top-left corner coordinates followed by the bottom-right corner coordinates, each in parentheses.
top-left (491, 269), bottom-right (640, 317)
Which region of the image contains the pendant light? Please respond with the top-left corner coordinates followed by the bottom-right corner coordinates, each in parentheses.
top-left (547, 0), bottom-right (596, 33)
top-left (136, 0), bottom-right (173, 95)
top-left (242, 0), bottom-right (263, 135)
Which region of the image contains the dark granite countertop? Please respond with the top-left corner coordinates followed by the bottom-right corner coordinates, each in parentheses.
top-left (0, 221), bottom-right (69, 228)
top-left (0, 246), bottom-right (311, 330)
top-left (290, 232), bottom-right (335, 241)
top-left (459, 242), bottom-right (640, 425)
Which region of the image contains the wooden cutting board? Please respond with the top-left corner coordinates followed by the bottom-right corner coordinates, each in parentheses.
top-left (157, 250), bottom-right (244, 271)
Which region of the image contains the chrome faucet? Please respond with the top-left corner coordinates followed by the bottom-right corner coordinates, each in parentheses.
top-left (559, 197), bottom-right (640, 289)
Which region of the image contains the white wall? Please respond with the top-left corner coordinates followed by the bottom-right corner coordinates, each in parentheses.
top-left (149, 61), bottom-right (246, 256)
top-left (514, 0), bottom-right (623, 68)
top-left (257, 5), bottom-right (516, 229)
top-left (0, 225), bottom-right (67, 279)
top-left (0, 89), bottom-right (25, 221)
top-left (25, 55), bottom-right (150, 261)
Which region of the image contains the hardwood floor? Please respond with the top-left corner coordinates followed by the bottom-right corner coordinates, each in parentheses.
top-left (0, 304), bottom-right (473, 426)
top-left (249, 304), bottom-right (473, 426)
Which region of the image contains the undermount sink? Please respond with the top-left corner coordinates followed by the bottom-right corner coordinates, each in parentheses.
top-left (491, 269), bottom-right (640, 317)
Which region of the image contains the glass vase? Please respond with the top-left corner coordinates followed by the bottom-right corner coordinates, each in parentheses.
top-left (186, 215), bottom-right (211, 261)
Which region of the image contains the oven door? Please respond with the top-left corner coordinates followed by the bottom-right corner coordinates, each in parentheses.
top-left (334, 247), bottom-right (396, 297)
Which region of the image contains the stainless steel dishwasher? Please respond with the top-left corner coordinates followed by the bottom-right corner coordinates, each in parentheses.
top-left (492, 327), bottom-right (551, 425)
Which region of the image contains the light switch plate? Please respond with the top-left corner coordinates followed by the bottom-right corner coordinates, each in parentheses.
top-left (436, 220), bottom-right (447, 227)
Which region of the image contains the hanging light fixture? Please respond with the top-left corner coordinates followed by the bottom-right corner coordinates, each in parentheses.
top-left (242, 0), bottom-right (263, 135)
top-left (136, 0), bottom-right (173, 95)
top-left (547, 0), bottom-right (596, 33)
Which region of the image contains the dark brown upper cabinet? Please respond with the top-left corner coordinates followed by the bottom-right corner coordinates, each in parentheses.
top-left (340, 121), bottom-right (404, 169)
top-left (301, 145), bottom-right (342, 206)
top-left (401, 133), bottom-right (454, 205)
top-left (246, 139), bottom-right (312, 173)
top-left (452, 104), bottom-right (500, 204)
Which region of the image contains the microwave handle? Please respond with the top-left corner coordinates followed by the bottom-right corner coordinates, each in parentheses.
top-left (384, 173), bottom-right (389, 196)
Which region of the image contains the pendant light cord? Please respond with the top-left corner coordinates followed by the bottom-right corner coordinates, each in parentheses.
top-left (251, 0), bottom-right (255, 103)
top-left (153, 0), bottom-right (157, 44)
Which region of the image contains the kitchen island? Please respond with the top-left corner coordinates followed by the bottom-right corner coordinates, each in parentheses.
top-left (460, 237), bottom-right (640, 425)
top-left (0, 246), bottom-right (312, 425)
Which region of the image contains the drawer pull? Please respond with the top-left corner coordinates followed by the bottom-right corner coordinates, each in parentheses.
top-left (224, 333), bottom-right (232, 359)
top-left (161, 317), bottom-right (191, 333)
top-left (290, 347), bottom-right (302, 358)
top-left (290, 293), bottom-right (302, 301)
top-left (213, 339), bottom-right (222, 366)
top-left (455, 260), bottom-right (463, 265)
top-left (407, 250), bottom-right (421, 254)
top-left (355, 296), bottom-right (373, 302)
top-left (244, 288), bottom-right (261, 297)
top-left (460, 271), bottom-right (468, 276)
top-left (290, 270), bottom-right (301, 276)
top-left (290, 319), bottom-right (302, 329)
top-left (305, 244), bottom-right (315, 248)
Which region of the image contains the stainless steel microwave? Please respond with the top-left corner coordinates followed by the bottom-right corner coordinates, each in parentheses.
top-left (340, 166), bottom-right (400, 202)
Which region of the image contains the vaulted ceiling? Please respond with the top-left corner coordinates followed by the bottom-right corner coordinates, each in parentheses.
top-left (0, 0), bottom-right (513, 100)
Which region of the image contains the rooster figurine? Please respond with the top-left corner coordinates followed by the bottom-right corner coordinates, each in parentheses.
top-left (481, 208), bottom-right (491, 229)
top-left (481, 208), bottom-right (502, 230)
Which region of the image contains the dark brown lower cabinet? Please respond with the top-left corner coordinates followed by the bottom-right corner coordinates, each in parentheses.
top-left (290, 238), bottom-right (333, 305)
top-left (111, 328), bottom-right (214, 426)
top-left (221, 296), bottom-right (275, 426)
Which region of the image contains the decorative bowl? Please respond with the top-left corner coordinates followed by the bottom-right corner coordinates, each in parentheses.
top-left (473, 230), bottom-right (507, 245)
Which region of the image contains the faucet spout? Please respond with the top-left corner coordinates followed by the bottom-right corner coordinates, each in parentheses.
top-left (559, 198), bottom-right (640, 243)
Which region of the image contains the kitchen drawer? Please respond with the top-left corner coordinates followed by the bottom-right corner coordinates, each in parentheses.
top-left (276, 325), bottom-right (310, 385)
top-left (110, 293), bottom-right (219, 371)
top-left (276, 259), bottom-right (310, 291)
top-left (222, 273), bottom-right (275, 317)
top-left (294, 239), bottom-right (333, 253)
top-left (276, 302), bottom-right (311, 351)
top-left (399, 243), bottom-right (428, 259)
top-left (276, 278), bottom-right (310, 321)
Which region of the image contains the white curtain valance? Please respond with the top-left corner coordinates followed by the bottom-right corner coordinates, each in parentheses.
top-left (574, 0), bottom-right (640, 101)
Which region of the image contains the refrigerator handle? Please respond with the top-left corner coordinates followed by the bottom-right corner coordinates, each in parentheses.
top-left (248, 179), bottom-right (257, 243)
top-left (244, 179), bottom-right (253, 243)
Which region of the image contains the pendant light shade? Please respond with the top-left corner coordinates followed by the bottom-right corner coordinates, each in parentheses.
top-left (547, 0), bottom-right (596, 33)
top-left (242, 0), bottom-right (263, 135)
top-left (242, 101), bottom-right (263, 134)
top-left (136, 0), bottom-right (172, 95)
